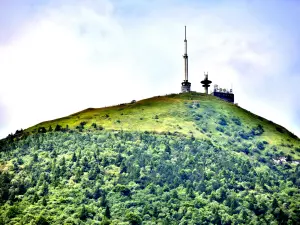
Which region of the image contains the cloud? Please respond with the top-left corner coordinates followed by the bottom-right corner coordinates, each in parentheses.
top-left (0, 0), bottom-right (300, 138)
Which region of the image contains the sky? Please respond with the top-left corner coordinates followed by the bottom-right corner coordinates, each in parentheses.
top-left (0, 0), bottom-right (300, 138)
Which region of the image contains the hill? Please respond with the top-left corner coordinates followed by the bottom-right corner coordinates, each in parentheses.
top-left (0, 92), bottom-right (300, 224)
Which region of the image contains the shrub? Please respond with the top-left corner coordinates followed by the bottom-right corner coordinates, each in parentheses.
top-left (286, 155), bottom-right (293, 162)
top-left (218, 117), bottom-right (227, 126)
top-left (271, 146), bottom-right (278, 152)
top-left (238, 131), bottom-right (252, 140)
top-left (224, 131), bottom-right (231, 136)
top-left (256, 142), bottom-right (265, 150)
top-left (276, 127), bottom-right (284, 133)
top-left (194, 115), bottom-right (202, 121)
top-left (216, 126), bottom-right (224, 133)
top-left (64, 125), bottom-right (69, 132)
top-left (240, 147), bottom-right (250, 155)
top-left (38, 127), bottom-right (47, 133)
top-left (48, 126), bottom-right (53, 132)
top-left (76, 121), bottom-right (88, 131)
top-left (80, 121), bottom-right (87, 127)
top-left (289, 133), bottom-right (297, 139)
top-left (284, 164), bottom-right (292, 169)
top-left (14, 129), bottom-right (24, 136)
top-left (265, 152), bottom-right (274, 158)
top-left (258, 156), bottom-right (267, 163)
top-left (251, 124), bottom-right (264, 136)
top-left (54, 124), bottom-right (62, 132)
top-left (232, 117), bottom-right (241, 126)
top-left (252, 148), bottom-right (260, 154)
top-left (76, 126), bottom-right (83, 132)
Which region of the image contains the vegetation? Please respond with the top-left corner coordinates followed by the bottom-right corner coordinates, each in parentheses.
top-left (0, 92), bottom-right (300, 224)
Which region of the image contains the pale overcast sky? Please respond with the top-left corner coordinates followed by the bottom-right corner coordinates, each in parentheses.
top-left (0, 0), bottom-right (300, 138)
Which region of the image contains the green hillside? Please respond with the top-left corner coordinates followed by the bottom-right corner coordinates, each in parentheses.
top-left (26, 92), bottom-right (300, 154)
top-left (0, 92), bottom-right (300, 224)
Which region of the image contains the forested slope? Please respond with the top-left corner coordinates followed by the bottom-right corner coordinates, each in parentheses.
top-left (0, 92), bottom-right (300, 224)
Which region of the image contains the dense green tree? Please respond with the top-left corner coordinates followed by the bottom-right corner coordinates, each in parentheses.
top-left (35, 215), bottom-right (50, 225)
top-left (32, 193), bottom-right (39, 203)
top-left (5, 205), bottom-right (20, 219)
top-left (42, 197), bottom-right (47, 206)
top-left (41, 181), bottom-right (49, 196)
top-left (72, 152), bottom-right (77, 162)
top-left (0, 129), bottom-right (299, 224)
top-left (126, 212), bottom-right (142, 225)
top-left (33, 153), bottom-right (38, 162)
top-left (104, 205), bottom-right (111, 219)
top-left (100, 192), bottom-right (107, 207)
top-left (79, 205), bottom-right (88, 221)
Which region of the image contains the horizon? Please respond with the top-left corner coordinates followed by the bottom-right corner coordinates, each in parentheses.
top-left (1, 0), bottom-right (300, 138)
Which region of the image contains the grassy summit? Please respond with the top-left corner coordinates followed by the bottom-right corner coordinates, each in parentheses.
top-left (27, 92), bottom-right (300, 159)
top-left (0, 92), bottom-right (300, 224)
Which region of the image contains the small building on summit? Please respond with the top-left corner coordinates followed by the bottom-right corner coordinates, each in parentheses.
top-left (212, 84), bottom-right (234, 103)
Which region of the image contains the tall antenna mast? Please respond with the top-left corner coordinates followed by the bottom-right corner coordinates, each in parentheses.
top-left (181, 26), bottom-right (191, 92)
top-left (184, 26), bottom-right (188, 81)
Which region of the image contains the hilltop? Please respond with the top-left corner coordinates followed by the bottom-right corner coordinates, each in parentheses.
top-left (0, 92), bottom-right (300, 224)
top-left (24, 92), bottom-right (300, 159)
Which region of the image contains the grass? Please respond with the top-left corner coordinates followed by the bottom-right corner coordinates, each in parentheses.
top-left (26, 92), bottom-right (300, 159)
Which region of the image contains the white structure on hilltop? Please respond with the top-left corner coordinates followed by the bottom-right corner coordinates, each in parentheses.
top-left (181, 26), bottom-right (191, 92)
